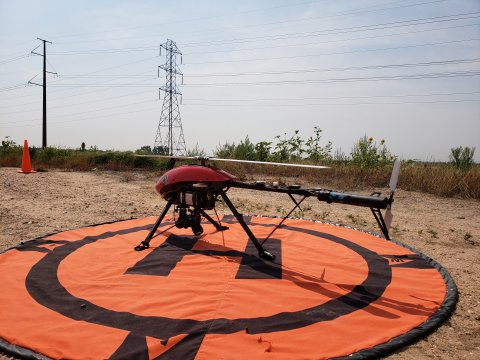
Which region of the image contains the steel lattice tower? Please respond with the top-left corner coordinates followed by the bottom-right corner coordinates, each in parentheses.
top-left (153, 39), bottom-right (186, 156)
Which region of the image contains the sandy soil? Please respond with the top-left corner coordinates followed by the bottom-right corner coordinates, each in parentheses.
top-left (0, 167), bottom-right (479, 359)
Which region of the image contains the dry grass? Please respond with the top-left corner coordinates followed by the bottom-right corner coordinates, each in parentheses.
top-left (1, 151), bottom-right (479, 199)
top-left (399, 163), bottom-right (480, 199)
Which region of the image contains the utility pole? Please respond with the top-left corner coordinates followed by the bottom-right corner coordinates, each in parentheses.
top-left (29, 38), bottom-right (55, 148)
top-left (154, 39), bottom-right (186, 156)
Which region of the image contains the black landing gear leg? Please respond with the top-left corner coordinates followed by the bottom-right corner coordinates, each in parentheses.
top-left (201, 210), bottom-right (229, 231)
top-left (371, 208), bottom-right (390, 240)
top-left (218, 189), bottom-right (275, 262)
top-left (134, 198), bottom-right (174, 251)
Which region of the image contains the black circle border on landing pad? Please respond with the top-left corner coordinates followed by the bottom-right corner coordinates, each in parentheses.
top-left (0, 215), bottom-right (457, 360)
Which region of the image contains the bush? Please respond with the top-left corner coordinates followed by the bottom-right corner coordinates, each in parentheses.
top-left (450, 146), bottom-right (476, 170)
top-left (351, 136), bottom-right (395, 168)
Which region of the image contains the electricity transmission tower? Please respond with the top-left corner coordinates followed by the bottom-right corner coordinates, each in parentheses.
top-left (153, 39), bottom-right (186, 156)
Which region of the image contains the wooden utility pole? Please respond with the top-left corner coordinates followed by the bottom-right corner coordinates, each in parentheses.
top-left (29, 38), bottom-right (54, 148)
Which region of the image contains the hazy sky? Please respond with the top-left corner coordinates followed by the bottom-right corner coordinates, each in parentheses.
top-left (1, 0), bottom-right (479, 161)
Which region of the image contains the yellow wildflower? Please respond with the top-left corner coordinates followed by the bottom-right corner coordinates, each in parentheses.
top-left (389, 156), bottom-right (394, 160)
top-left (359, 141), bottom-right (363, 146)
top-left (381, 139), bottom-right (385, 144)
top-left (373, 150), bottom-right (377, 155)
top-left (368, 137), bottom-right (373, 142)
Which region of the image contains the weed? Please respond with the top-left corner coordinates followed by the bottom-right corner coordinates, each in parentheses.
top-left (418, 229), bottom-right (423, 234)
top-left (464, 232), bottom-right (472, 241)
top-left (276, 206), bottom-right (281, 213)
top-left (347, 214), bottom-right (367, 226)
top-left (320, 210), bottom-right (330, 220)
top-left (449, 228), bottom-right (455, 232)
top-left (391, 225), bottom-right (399, 234)
top-left (293, 211), bottom-right (305, 218)
top-left (427, 230), bottom-right (438, 238)
top-left (303, 205), bottom-right (312, 211)
top-left (121, 172), bottom-right (135, 183)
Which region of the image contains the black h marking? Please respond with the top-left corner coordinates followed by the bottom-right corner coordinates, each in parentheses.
top-left (125, 234), bottom-right (282, 280)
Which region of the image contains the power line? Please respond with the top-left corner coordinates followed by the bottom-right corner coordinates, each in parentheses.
top-left (46, 14), bottom-right (480, 56)
top-left (48, 58), bottom-right (480, 81)
top-left (0, 54), bottom-right (30, 65)
top-left (182, 38), bottom-right (480, 66)
top-left (0, 56), bottom-right (158, 101)
top-left (3, 89), bottom-right (478, 118)
top-left (179, 70), bottom-right (480, 87)
top-left (0, 83), bottom-right (28, 92)
top-left (182, 58), bottom-right (480, 78)
top-left (184, 91), bottom-right (480, 102)
top-left (49, 0), bottom-right (333, 40)
top-left (3, 96), bottom-right (478, 130)
top-left (0, 98), bottom-right (157, 124)
top-left (184, 23), bottom-right (480, 56)
top-left (179, 12), bottom-right (480, 48)
top-left (51, 0), bottom-right (449, 44)
top-left (1, 104), bottom-right (160, 129)
top-left (0, 89), bottom-right (153, 114)
top-left (182, 99), bottom-right (480, 106)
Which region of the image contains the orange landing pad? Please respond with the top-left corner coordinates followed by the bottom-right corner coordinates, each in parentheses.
top-left (0, 216), bottom-right (457, 360)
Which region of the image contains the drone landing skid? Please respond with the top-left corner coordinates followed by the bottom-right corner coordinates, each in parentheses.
top-left (201, 210), bottom-right (229, 231)
top-left (134, 192), bottom-right (275, 262)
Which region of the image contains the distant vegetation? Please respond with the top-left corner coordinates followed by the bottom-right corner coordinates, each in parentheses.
top-left (0, 136), bottom-right (170, 172)
top-left (1, 131), bottom-right (478, 199)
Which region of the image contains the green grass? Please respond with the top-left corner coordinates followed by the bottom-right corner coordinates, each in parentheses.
top-left (2, 143), bottom-right (479, 200)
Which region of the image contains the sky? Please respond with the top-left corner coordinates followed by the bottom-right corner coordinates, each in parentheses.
top-left (0, 0), bottom-right (479, 162)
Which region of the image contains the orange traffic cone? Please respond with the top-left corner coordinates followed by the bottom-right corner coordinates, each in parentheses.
top-left (17, 140), bottom-right (36, 173)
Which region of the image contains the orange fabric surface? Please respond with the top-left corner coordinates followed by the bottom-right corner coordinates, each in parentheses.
top-left (0, 216), bottom-right (447, 360)
top-left (0, 250), bottom-right (129, 359)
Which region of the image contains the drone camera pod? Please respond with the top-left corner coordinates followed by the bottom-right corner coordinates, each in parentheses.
top-left (176, 190), bottom-right (215, 210)
top-left (175, 190), bottom-right (218, 236)
top-left (175, 210), bottom-right (204, 236)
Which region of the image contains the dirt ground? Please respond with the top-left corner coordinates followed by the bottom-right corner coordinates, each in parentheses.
top-left (0, 167), bottom-right (479, 359)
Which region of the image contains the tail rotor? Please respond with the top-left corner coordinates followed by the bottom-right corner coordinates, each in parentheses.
top-left (381, 160), bottom-right (401, 238)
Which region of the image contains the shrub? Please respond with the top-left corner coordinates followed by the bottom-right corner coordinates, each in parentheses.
top-left (255, 141), bottom-right (272, 162)
top-left (234, 136), bottom-right (256, 160)
top-left (450, 146), bottom-right (476, 170)
top-left (351, 136), bottom-right (395, 168)
top-left (304, 127), bottom-right (332, 162)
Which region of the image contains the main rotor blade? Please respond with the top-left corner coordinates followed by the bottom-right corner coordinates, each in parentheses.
top-left (389, 160), bottom-right (401, 192)
top-left (135, 155), bottom-right (198, 160)
top-left (207, 157), bottom-right (330, 169)
top-left (134, 155), bottom-right (330, 169)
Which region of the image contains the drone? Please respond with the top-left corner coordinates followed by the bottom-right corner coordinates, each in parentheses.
top-left (133, 155), bottom-right (401, 262)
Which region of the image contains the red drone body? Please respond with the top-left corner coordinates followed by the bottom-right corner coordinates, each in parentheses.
top-left (155, 165), bottom-right (238, 197)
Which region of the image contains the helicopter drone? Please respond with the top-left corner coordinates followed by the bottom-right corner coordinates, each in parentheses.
top-left (133, 155), bottom-right (401, 262)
